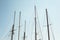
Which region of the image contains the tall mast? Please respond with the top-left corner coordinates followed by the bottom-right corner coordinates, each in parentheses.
top-left (18, 11), bottom-right (21, 40)
top-left (11, 11), bottom-right (16, 40)
top-left (46, 9), bottom-right (50, 40)
top-left (23, 20), bottom-right (26, 40)
top-left (34, 5), bottom-right (37, 40)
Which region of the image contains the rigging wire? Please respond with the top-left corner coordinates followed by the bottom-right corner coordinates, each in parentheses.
top-left (37, 14), bottom-right (43, 40)
top-left (0, 30), bottom-right (11, 40)
top-left (31, 21), bottom-right (35, 40)
top-left (50, 26), bottom-right (55, 40)
top-left (36, 9), bottom-right (43, 40)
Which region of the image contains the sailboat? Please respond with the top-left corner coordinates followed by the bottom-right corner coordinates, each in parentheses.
top-left (10, 5), bottom-right (55, 40)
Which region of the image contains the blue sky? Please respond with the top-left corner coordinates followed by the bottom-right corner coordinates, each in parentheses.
top-left (0, 0), bottom-right (60, 40)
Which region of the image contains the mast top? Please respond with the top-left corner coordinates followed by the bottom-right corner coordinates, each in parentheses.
top-left (34, 5), bottom-right (37, 18)
top-left (46, 9), bottom-right (48, 14)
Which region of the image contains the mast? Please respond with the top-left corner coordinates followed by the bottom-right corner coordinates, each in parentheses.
top-left (23, 20), bottom-right (26, 40)
top-left (46, 9), bottom-right (50, 40)
top-left (18, 11), bottom-right (21, 40)
top-left (34, 5), bottom-right (37, 40)
top-left (11, 11), bottom-right (16, 40)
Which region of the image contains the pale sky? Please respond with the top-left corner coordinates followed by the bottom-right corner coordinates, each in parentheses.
top-left (0, 0), bottom-right (60, 40)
